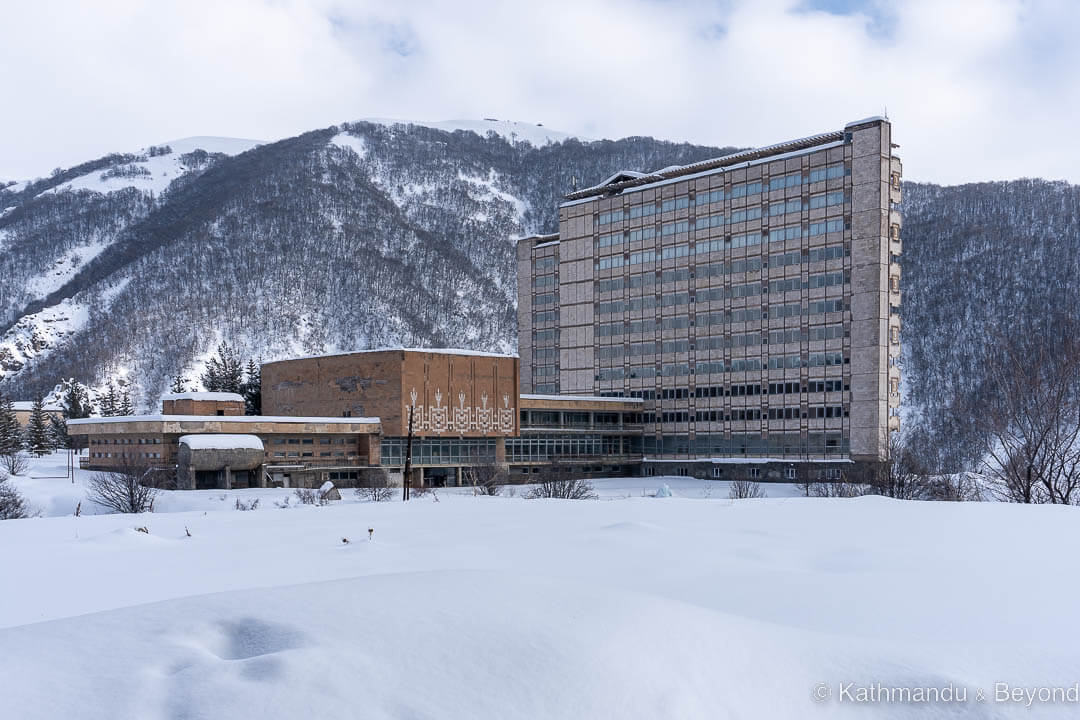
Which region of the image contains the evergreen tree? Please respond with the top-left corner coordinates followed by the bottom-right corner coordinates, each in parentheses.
top-left (27, 397), bottom-right (52, 456)
top-left (243, 359), bottom-right (262, 415)
top-left (117, 385), bottom-right (135, 416)
top-left (100, 383), bottom-right (118, 417)
top-left (49, 413), bottom-right (70, 451)
top-left (201, 343), bottom-right (244, 394)
top-left (170, 374), bottom-right (188, 394)
top-left (0, 396), bottom-right (23, 459)
top-left (62, 381), bottom-right (91, 420)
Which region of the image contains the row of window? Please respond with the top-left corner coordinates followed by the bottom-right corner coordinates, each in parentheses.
top-left (270, 437), bottom-right (351, 445)
top-left (90, 437), bottom-right (163, 445)
top-left (688, 406), bottom-right (846, 421)
top-left (272, 451), bottom-right (352, 458)
top-left (642, 431), bottom-right (847, 456)
top-left (596, 165), bottom-right (850, 226)
top-left (595, 222), bottom-right (847, 269)
top-left (595, 272), bottom-right (847, 315)
top-left (594, 247), bottom-right (845, 295)
top-left (89, 452), bottom-right (164, 459)
top-left (595, 353), bottom-right (848, 381)
top-left (594, 300), bottom-right (845, 338)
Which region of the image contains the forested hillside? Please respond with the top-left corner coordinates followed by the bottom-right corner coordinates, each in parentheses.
top-left (2, 120), bottom-right (1077, 469)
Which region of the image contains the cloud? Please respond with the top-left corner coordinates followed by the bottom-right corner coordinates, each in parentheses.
top-left (1, 0), bottom-right (1077, 184)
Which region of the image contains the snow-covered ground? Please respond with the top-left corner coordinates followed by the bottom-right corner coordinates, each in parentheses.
top-left (2, 452), bottom-right (1079, 718)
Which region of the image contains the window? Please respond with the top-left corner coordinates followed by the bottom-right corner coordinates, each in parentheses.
top-left (784, 468), bottom-right (796, 480)
top-left (598, 209), bottom-right (625, 225)
top-left (768, 172), bottom-right (803, 191)
top-left (661, 197), bottom-right (690, 213)
top-left (597, 232), bottom-right (623, 248)
top-left (809, 164), bottom-right (846, 183)
top-left (749, 468), bottom-right (761, 479)
top-left (711, 467), bottom-right (722, 478)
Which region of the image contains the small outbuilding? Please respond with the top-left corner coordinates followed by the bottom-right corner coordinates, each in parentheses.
top-left (176, 434), bottom-right (265, 490)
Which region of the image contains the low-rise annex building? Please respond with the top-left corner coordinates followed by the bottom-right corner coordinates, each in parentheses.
top-left (69, 392), bottom-right (383, 489)
top-left (69, 353), bottom-right (647, 489)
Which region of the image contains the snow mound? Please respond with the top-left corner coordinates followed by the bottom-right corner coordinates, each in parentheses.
top-left (179, 434), bottom-right (264, 451)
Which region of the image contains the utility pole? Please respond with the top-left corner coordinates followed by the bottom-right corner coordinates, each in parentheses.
top-left (402, 405), bottom-right (414, 501)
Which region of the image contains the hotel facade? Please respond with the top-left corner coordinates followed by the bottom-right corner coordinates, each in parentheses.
top-left (518, 117), bottom-right (902, 471)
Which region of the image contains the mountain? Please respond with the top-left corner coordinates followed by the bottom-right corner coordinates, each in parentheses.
top-left (2, 120), bottom-right (1077, 470)
top-left (0, 121), bottom-right (735, 410)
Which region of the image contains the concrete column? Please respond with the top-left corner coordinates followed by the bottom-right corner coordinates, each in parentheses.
top-left (455, 466), bottom-right (462, 486)
top-left (222, 465), bottom-right (233, 490)
top-left (257, 463), bottom-right (267, 488)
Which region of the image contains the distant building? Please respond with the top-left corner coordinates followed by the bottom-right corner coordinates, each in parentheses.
top-left (11, 401), bottom-right (63, 430)
top-left (517, 117), bottom-right (902, 477)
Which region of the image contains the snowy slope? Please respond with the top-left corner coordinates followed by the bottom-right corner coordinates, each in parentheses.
top-left (2, 457), bottom-right (1079, 718)
top-left (39, 136), bottom-right (264, 197)
top-left (365, 117), bottom-right (582, 146)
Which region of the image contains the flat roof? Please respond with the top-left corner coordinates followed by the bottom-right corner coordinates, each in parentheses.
top-left (69, 414), bottom-right (381, 426)
top-left (11, 401), bottom-right (63, 412)
top-left (560, 117), bottom-right (886, 205)
top-left (521, 394), bottom-right (643, 404)
top-left (263, 347), bottom-right (518, 364)
top-left (161, 392), bottom-right (245, 402)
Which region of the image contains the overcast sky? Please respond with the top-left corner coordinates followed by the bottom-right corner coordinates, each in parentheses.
top-left (2, 0), bottom-right (1078, 185)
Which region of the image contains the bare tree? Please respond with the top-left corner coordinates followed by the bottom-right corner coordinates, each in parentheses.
top-left (972, 316), bottom-right (1080, 505)
top-left (728, 479), bottom-right (767, 499)
top-left (87, 464), bottom-right (160, 514)
top-left (527, 462), bottom-right (596, 500)
top-left (464, 462), bottom-right (506, 496)
top-left (1, 451), bottom-right (28, 477)
top-left (856, 433), bottom-right (936, 500)
top-left (355, 471), bottom-right (395, 502)
top-left (0, 473), bottom-right (32, 520)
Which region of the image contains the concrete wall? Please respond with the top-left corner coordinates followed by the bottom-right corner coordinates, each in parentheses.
top-left (262, 350), bottom-right (520, 438)
top-left (162, 398), bottom-right (244, 416)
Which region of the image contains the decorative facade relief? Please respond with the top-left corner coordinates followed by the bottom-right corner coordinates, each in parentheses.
top-left (406, 387), bottom-right (516, 435)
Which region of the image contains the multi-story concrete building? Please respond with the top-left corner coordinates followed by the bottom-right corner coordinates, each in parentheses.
top-left (518, 117), bottom-right (902, 476)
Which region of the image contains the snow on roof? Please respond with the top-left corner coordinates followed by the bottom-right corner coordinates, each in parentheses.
top-left (68, 415), bottom-right (380, 426)
top-left (10, 401), bottom-right (63, 412)
top-left (533, 240), bottom-right (561, 249)
top-left (643, 457), bottom-right (854, 464)
top-left (266, 347), bottom-right (518, 363)
top-left (844, 116), bottom-right (887, 128)
top-left (520, 394), bottom-right (644, 404)
top-left (562, 122), bottom-right (871, 204)
top-left (161, 392), bottom-right (245, 402)
top-left (179, 434), bottom-right (264, 451)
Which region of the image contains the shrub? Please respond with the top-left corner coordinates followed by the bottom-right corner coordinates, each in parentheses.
top-left (87, 468), bottom-right (159, 513)
top-left (728, 479), bottom-right (767, 500)
top-left (355, 472), bottom-right (394, 502)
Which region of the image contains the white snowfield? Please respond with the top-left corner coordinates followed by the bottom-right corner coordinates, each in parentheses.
top-left (2, 453), bottom-right (1079, 719)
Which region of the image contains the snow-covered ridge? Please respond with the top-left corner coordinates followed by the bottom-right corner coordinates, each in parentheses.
top-left (363, 117), bottom-right (582, 146)
top-left (37, 136), bottom-right (265, 198)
